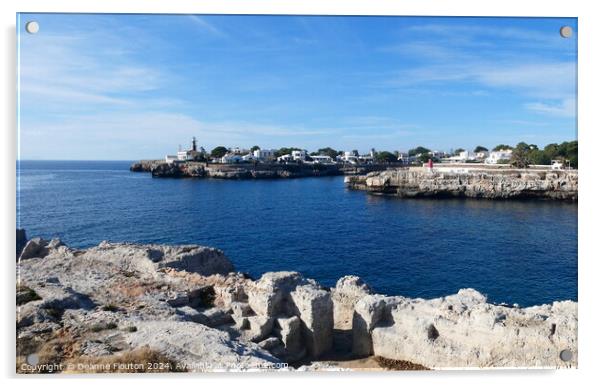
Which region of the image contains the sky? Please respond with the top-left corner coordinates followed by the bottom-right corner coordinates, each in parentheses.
top-left (17, 14), bottom-right (577, 160)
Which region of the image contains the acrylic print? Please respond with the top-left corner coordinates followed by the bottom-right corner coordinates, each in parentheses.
top-left (16, 14), bottom-right (577, 372)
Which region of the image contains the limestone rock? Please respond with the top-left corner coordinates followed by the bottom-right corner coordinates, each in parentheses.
top-left (275, 316), bottom-right (304, 360)
top-left (82, 242), bottom-right (234, 277)
top-left (347, 168), bottom-right (578, 201)
top-left (368, 289), bottom-right (578, 368)
top-left (245, 316), bottom-right (275, 342)
top-left (18, 237), bottom-right (49, 260)
top-left (351, 294), bottom-right (406, 357)
top-left (331, 275), bottom-right (372, 329)
top-left (290, 284), bottom-right (334, 357)
top-left (231, 301), bottom-right (253, 317)
top-left (125, 320), bottom-right (281, 371)
top-left (247, 271), bottom-right (305, 316)
top-left (258, 337), bottom-right (282, 351)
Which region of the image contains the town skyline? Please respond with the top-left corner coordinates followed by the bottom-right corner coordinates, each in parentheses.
top-left (19, 14), bottom-right (577, 160)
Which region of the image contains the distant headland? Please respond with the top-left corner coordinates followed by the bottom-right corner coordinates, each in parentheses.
top-left (130, 138), bottom-right (578, 180)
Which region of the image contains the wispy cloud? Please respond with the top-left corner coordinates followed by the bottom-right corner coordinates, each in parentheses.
top-left (188, 16), bottom-right (228, 38)
top-left (525, 98), bottom-right (576, 117)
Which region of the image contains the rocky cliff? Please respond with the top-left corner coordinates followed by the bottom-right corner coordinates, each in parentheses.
top-left (17, 237), bottom-right (577, 372)
top-left (345, 168), bottom-right (578, 200)
top-left (130, 161), bottom-right (392, 179)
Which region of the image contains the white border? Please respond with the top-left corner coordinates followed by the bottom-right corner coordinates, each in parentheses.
top-left (2, 1), bottom-right (600, 386)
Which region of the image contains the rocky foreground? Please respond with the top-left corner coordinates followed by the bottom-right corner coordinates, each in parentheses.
top-left (345, 168), bottom-right (578, 200)
top-left (16, 237), bottom-right (577, 372)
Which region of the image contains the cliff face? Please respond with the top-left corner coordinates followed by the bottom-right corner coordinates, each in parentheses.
top-left (17, 237), bottom-right (577, 372)
top-left (345, 168), bottom-right (578, 200)
top-left (130, 161), bottom-right (390, 179)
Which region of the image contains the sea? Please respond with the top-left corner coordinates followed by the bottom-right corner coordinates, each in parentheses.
top-left (16, 160), bottom-right (578, 307)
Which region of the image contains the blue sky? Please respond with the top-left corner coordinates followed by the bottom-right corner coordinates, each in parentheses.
top-left (18, 14), bottom-right (577, 160)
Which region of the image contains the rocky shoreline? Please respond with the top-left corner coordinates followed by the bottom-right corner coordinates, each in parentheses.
top-left (16, 235), bottom-right (577, 372)
top-left (130, 160), bottom-right (393, 179)
top-left (345, 168), bottom-right (578, 201)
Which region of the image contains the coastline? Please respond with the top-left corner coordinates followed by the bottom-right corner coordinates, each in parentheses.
top-left (345, 167), bottom-right (578, 201)
top-left (130, 160), bottom-right (396, 179)
top-left (17, 235), bottom-right (577, 372)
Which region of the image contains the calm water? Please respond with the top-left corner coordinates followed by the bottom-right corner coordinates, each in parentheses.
top-left (17, 160), bottom-right (577, 306)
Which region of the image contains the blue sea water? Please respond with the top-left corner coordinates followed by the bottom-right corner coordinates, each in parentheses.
top-left (17, 160), bottom-right (577, 307)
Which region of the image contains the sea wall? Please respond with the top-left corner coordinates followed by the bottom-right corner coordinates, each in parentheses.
top-left (130, 161), bottom-right (394, 179)
top-left (17, 236), bottom-right (577, 372)
top-left (345, 168), bottom-right (578, 200)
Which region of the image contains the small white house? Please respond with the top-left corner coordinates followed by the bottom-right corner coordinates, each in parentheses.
top-left (277, 154), bottom-right (293, 162)
top-left (551, 160), bottom-right (564, 170)
top-left (221, 153), bottom-right (243, 163)
top-left (242, 153), bottom-right (256, 162)
top-left (310, 155), bottom-right (334, 164)
top-left (485, 149), bottom-right (513, 164)
top-left (253, 149), bottom-right (275, 162)
top-left (291, 150), bottom-right (308, 161)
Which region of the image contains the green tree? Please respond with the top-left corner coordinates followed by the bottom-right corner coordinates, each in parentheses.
top-left (510, 143), bottom-right (531, 168)
top-left (210, 146), bottom-right (229, 159)
top-left (418, 154), bottom-right (433, 163)
top-left (558, 140), bottom-right (578, 168)
top-left (474, 145), bottom-right (488, 153)
top-left (528, 150), bottom-right (551, 165)
top-left (374, 151), bottom-right (397, 163)
top-left (408, 146), bottom-right (430, 156)
top-left (493, 144), bottom-right (513, 151)
top-left (454, 148), bottom-right (465, 155)
top-left (250, 145), bottom-right (260, 152)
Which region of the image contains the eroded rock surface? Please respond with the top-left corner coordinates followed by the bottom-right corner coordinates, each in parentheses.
top-left (16, 237), bottom-right (577, 372)
top-left (345, 168), bottom-right (578, 200)
top-left (352, 289), bottom-right (577, 369)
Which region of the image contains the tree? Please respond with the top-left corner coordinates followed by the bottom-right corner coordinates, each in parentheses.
top-left (454, 148), bottom-right (465, 155)
top-left (474, 145), bottom-right (488, 153)
top-left (374, 151), bottom-right (397, 163)
top-left (493, 144), bottom-right (513, 151)
top-left (418, 154), bottom-right (432, 163)
top-left (210, 146), bottom-right (229, 159)
top-left (408, 146), bottom-right (430, 156)
top-left (250, 145), bottom-right (260, 152)
top-left (528, 150), bottom-right (551, 166)
top-left (510, 143), bottom-right (530, 168)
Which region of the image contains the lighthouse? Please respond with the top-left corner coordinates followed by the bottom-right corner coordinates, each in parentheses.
top-left (192, 137), bottom-right (197, 152)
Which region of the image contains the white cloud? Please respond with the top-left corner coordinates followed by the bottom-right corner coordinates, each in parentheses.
top-left (524, 98), bottom-right (576, 117)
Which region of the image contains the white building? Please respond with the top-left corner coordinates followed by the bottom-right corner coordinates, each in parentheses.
top-left (339, 151), bottom-right (359, 164)
top-left (277, 154), bottom-right (293, 162)
top-left (165, 155), bottom-right (179, 164)
top-left (429, 150), bottom-right (445, 159)
top-left (241, 153), bottom-right (256, 162)
top-left (291, 150), bottom-right (308, 161)
top-left (253, 149), bottom-right (275, 162)
top-left (551, 159), bottom-right (564, 170)
top-left (474, 151), bottom-right (489, 160)
top-left (485, 149), bottom-right (513, 164)
top-left (221, 153), bottom-right (243, 163)
top-left (310, 155), bottom-right (334, 164)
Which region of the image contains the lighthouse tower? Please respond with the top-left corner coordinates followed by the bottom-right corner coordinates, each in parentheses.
top-left (192, 137), bottom-right (197, 152)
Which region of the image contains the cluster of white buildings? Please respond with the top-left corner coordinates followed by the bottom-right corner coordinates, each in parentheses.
top-left (221, 148), bottom-right (278, 164)
top-left (394, 148), bottom-right (515, 165)
top-left (165, 137), bottom-right (206, 164)
top-left (166, 139), bottom-right (557, 168)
